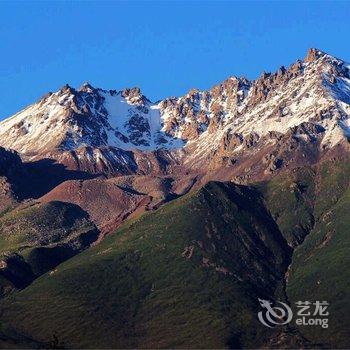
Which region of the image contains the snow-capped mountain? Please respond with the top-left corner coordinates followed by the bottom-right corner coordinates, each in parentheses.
top-left (0, 84), bottom-right (183, 155)
top-left (184, 48), bottom-right (350, 162)
top-left (0, 48), bottom-right (350, 177)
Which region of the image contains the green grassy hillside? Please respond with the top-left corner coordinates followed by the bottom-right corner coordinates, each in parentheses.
top-left (0, 182), bottom-right (291, 349)
top-left (0, 201), bottom-right (98, 297)
top-left (0, 158), bottom-right (349, 349)
top-left (256, 166), bottom-right (315, 247)
top-left (287, 158), bottom-right (350, 348)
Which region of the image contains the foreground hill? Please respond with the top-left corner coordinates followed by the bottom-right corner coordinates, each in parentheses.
top-left (0, 182), bottom-right (291, 348)
top-left (287, 158), bottom-right (350, 348)
top-left (1, 157), bottom-right (349, 348)
top-left (0, 201), bottom-right (98, 298)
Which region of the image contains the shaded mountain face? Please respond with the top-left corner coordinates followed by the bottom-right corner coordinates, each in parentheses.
top-left (0, 147), bottom-right (27, 211)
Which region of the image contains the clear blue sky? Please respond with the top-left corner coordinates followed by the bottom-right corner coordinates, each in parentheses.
top-left (1, 1), bottom-right (350, 120)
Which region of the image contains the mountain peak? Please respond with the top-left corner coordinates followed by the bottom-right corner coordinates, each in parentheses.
top-left (121, 87), bottom-right (150, 105)
top-left (60, 83), bottom-right (75, 94)
top-left (304, 48), bottom-right (326, 62)
top-left (79, 82), bottom-right (95, 93)
top-left (121, 86), bottom-right (141, 96)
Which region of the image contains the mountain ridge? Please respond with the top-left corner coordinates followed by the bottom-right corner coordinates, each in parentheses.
top-left (1, 48), bottom-right (349, 163)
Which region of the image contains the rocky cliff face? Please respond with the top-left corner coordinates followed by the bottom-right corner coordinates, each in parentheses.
top-left (0, 147), bottom-right (27, 211)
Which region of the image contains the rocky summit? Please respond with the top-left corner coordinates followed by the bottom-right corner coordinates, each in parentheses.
top-left (0, 48), bottom-right (349, 349)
